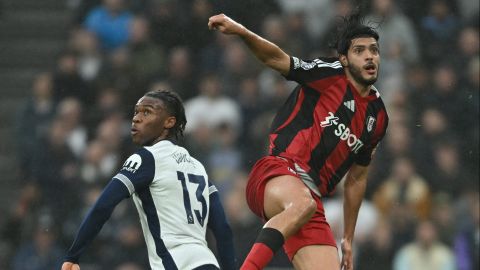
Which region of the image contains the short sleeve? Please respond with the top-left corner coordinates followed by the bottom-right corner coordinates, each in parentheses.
top-left (284, 56), bottom-right (344, 84)
top-left (208, 181), bottom-right (218, 196)
top-left (355, 143), bottom-right (379, 166)
top-left (355, 115), bottom-right (389, 166)
top-left (113, 148), bottom-right (155, 195)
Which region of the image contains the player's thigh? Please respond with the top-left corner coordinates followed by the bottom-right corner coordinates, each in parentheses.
top-left (292, 245), bottom-right (340, 270)
top-left (263, 175), bottom-right (313, 219)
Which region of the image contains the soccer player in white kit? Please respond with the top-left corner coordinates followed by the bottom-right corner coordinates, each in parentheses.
top-left (62, 90), bottom-right (236, 270)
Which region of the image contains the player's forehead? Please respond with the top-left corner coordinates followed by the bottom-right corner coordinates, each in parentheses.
top-left (135, 96), bottom-right (164, 109)
top-left (350, 37), bottom-right (378, 48)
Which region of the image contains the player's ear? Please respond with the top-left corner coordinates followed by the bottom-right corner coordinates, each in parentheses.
top-left (164, 116), bottom-right (176, 129)
top-left (339, 54), bottom-right (348, 67)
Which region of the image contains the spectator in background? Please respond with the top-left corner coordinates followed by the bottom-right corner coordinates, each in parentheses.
top-left (356, 219), bottom-right (394, 270)
top-left (276, 0), bottom-right (333, 40)
top-left (80, 140), bottom-right (116, 184)
top-left (84, 0), bottom-right (133, 51)
top-left (68, 29), bottom-right (104, 83)
top-left (85, 86), bottom-right (125, 130)
top-left (30, 119), bottom-right (80, 220)
top-left (184, 73), bottom-right (241, 134)
top-left (461, 58), bottom-right (479, 174)
top-left (457, 0), bottom-right (480, 24)
top-left (97, 47), bottom-right (136, 102)
top-left (224, 0), bottom-right (280, 33)
top-left (431, 193), bottom-right (456, 246)
top-left (207, 123), bottom-right (242, 195)
top-left (405, 64), bottom-right (431, 122)
top-left (454, 26), bottom-right (479, 81)
top-left (128, 16), bottom-right (166, 91)
top-left (52, 51), bottom-right (91, 104)
top-left (430, 141), bottom-right (475, 195)
top-left (412, 107), bottom-right (449, 174)
top-left (15, 73), bottom-right (57, 180)
top-left (372, 123), bottom-right (412, 184)
top-left (56, 98), bottom-right (88, 159)
top-left (165, 46), bottom-right (198, 100)
top-left (1, 184), bottom-right (41, 269)
top-left (223, 173), bottom-right (263, 263)
top-left (373, 156), bottom-right (431, 221)
top-left (147, 0), bottom-right (186, 50)
top-left (219, 39), bottom-right (257, 96)
top-left (454, 193), bottom-right (479, 270)
top-left (420, 0), bottom-right (459, 64)
top-left (12, 220), bottom-right (63, 270)
top-left (183, 0), bottom-right (217, 54)
top-left (100, 223), bottom-right (149, 269)
top-left (236, 75), bottom-right (269, 165)
top-left (393, 220), bottom-right (456, 270)
top-left (429, 64), bottom-right (464, 127)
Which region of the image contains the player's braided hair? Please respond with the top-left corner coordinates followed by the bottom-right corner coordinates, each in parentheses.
top-left (144, 89), bottom-right (187, 140)
top-left (331, 7), bottom-right (379, 55)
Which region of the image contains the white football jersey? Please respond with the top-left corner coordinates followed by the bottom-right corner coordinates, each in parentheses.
top-left (114, 140), bottom-right (219, 270)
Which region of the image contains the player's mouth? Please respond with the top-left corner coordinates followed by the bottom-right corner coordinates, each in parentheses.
top-left (131, 127), bottom-right (139, 136)
top-left (364, 63), bottom-right (376, 75)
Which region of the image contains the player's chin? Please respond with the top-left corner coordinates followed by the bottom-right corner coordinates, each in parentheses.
top-left (363, 74), bottom-right (378, 85)
top-left (131, 135), bottom-right (143, 146)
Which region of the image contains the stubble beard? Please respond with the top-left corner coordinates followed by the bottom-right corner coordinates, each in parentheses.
top-left (348, 63), bottom-right (378, 86)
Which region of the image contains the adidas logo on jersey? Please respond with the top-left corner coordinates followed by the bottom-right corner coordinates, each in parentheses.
top-left (343, 100), bottom-right (355, 112)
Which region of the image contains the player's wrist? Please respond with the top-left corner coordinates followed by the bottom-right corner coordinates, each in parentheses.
top-left (341, 237), bottom-right (353, 244)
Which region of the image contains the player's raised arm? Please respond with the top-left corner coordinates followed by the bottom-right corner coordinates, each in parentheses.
top-left (208, 13), bottom-right (290, 76)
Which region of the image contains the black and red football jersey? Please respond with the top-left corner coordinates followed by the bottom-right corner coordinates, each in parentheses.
top-left (269, 56), bottom-right (389, 196)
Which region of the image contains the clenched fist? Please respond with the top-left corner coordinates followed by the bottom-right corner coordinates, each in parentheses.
top-left (208, 14), bottom-right (246, 35)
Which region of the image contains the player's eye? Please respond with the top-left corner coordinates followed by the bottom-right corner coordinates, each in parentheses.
top-left (143, 110), bottom-right (150, 116)
top-left (371, 47), bottom-right (379, 54)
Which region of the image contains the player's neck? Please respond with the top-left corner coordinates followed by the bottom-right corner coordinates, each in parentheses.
top-left (346, 76), bottom-right (371, 97)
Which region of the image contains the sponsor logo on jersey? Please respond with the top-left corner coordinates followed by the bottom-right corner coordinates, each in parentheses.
top-left (367, 116), bottom-right (376, 132)
top-left (321, 112), bottom-right (364, 154)
top-left (320, 112), bottom-right (339, 127)
top-left (123, 154), bottom-right (142, 173)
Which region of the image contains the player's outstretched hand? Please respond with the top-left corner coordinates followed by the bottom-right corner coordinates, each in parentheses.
top-left (62, 262), bottom-right (80, 270)
top-left (341, 239), bottom-right (353, 270)
top-left (208, 14), bottom-right (245, 35)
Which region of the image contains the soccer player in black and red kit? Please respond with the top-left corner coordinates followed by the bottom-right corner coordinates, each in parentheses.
top-left (209, 11), bottom-right (388, 270)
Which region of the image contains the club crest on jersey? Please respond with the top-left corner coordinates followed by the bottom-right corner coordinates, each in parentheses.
top-left (367, 116), bottom-right (376, 132)
top-left (123, 154), bottom-right (142, 173)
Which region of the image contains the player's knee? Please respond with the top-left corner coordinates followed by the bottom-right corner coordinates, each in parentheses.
top-left (291, 197), bottom-right (316, 224)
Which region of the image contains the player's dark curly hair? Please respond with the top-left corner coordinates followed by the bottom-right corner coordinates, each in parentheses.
top-left (331, 8), bottom-right (379, 55)
top-left (144, 89), bottom-right (187, 139)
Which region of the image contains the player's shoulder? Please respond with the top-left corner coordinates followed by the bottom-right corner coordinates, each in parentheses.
top-left (291, 56), bottom-right (342, 71)
top-left (370, 86), bottom-right (387, 108)
top-left (121, 147), bottom-right (155, 175)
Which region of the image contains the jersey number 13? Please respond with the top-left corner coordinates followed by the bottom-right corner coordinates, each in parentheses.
top-left (177, 171), bottom-right (207, 226)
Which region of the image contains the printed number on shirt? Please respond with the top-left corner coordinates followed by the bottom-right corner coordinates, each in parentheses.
top-left (177, 171), bottom-right (208, 226)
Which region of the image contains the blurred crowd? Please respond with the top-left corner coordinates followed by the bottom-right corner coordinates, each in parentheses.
top-left (1, 0), bottom-right (478, 269)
